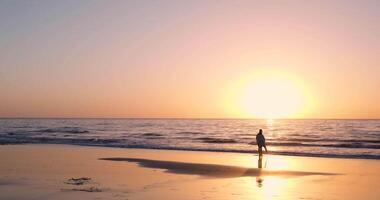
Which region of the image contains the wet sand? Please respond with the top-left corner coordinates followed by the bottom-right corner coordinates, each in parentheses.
top-left (0, 144), bottom-right (379, 200)
top-left (100, 157), bottom-right (336, 178)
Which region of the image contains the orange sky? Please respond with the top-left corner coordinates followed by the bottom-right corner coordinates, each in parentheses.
top-left (0, 1), bottom-right (379, 119)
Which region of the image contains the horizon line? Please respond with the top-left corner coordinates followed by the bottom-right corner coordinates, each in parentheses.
top-left (0, 117), bottom-right (379, 120)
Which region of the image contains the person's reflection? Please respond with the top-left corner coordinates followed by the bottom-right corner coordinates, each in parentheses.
top-left (256, 176), bottom-right (264, 187)
top-left (256, 155), bottom-right (264, 187)
top-left (258, 155), bottom-right (263, 169)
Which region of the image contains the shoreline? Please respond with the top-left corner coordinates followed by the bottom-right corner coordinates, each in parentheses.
top-left (1, 143), bottom-right (379, 160)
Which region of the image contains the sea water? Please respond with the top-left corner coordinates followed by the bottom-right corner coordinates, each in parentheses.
top-left (0, 119), bottom-right (379, 159)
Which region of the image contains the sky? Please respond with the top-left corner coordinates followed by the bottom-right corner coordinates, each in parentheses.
top-left (0, 0), bottom-right (379, 119)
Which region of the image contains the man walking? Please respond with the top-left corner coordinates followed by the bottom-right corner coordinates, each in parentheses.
top-left (256, 129), bottom-right (268, 157)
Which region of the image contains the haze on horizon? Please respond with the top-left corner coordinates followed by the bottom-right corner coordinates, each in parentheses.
top-left (0, 0), bottom-right (379, 119)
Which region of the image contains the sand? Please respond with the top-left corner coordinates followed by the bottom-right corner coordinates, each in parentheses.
top-left (0, 144), bottom-right (379, 200)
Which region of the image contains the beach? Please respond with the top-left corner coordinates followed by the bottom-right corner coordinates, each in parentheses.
top-left (1, 1), bottom-right (379, 199)
top-left (1, 144), bottom-right (379, 200)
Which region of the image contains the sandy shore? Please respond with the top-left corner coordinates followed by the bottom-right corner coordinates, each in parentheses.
top-left (0, 144), bottom-right (379, 200)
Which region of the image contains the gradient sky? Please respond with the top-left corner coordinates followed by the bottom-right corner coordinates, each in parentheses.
top-left (0, 0), bottom-right (379, 118)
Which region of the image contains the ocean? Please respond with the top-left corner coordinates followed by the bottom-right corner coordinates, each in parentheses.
top-left (0, 119), bottom-right (379, 159)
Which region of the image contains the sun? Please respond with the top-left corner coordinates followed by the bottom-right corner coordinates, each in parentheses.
top-left (239, 77), bottom-right (302, 118)
top-left (223, 71), bottom-right (312, 119)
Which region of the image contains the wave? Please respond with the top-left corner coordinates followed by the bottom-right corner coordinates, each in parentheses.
top-left (35, 127), bottom-right (89, 134)
top-left (249, 141), bottom-right (380, 149)
top-left (1, 137), bottom-right (379, 159)
top-left (2, 131), bottom-right (379, 149)
top-left (176, 131), bottom-right (204, 135)
top-left (272, 138), bottom-right (380, 143)
top-left (303, 142), bottom-right (379, 149)
top-left (141, 133), bottom-right (164, 137)
top-left (195, 137), bottom-right (237, 144)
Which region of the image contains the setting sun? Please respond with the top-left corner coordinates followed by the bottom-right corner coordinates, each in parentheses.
top-left (1, 1), bottom-right (380, 200)
top-left (240, 78), bottom-right (302, 119)
top-left (224, 70), bottom-right (313, 119)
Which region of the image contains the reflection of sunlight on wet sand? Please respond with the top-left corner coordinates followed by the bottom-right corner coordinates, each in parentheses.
top-left (265, 156), bottom-right (294, 170)
top-left (240, 154), bottom-right (292, 170)
top-left (245, 175), bottom-right (290, 200)
top-left (245, 155), bottom-right (294, 170)
top-left (248, 154), bottom-right (297, 199)
top-left (257, 177), bottom-right (287, 199)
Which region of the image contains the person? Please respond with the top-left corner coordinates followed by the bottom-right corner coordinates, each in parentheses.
top-left (256, 129), bottom-right (268, 157)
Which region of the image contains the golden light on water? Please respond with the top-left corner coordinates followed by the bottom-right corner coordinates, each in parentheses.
top-left (223, 70), bottom-right (314, 119)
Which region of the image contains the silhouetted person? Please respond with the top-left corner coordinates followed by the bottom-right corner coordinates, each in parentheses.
top-left (256, 129), bottom-right (268, 157)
